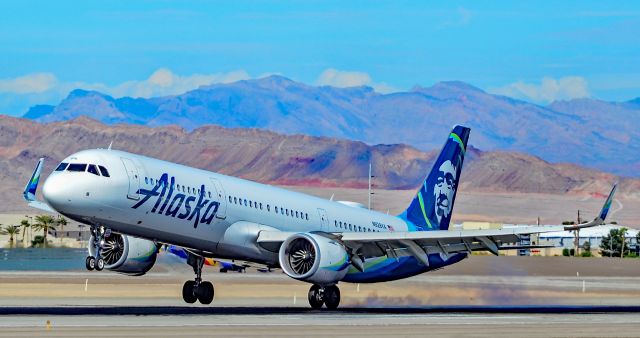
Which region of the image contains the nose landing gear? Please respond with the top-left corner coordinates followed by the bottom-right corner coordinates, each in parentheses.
top-left (308, 284), bottom-right (341, 309)
top-left (85, 226), bottom-right (107, 271)
top-left (182, 253), bottom-right (215, 304)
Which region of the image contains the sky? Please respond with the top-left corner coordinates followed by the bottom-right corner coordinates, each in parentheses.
top-left (1, 0), bottom-right (639, 116)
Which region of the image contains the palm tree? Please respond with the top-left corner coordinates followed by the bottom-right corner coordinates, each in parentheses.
top-left (20, 219), bottom-right (30, 245)
top-left (32, 215), bottom-right (56, 247)
top-left (56, 216), bottom-right (68, 245)
top-left (3, 225), bottom-right (20, 248)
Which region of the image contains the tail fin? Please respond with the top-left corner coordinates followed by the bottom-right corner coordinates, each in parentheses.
top-left (400, 125), bottom-right (470, 231)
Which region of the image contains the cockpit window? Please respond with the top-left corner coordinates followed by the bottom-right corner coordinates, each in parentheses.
top-left (98, 165), bottom-right (110, 177)
top-left (55, 162), bottom-right (68, 171)
top-left (87, 164), bottom-right (100, 176)
top-left (67, 163), bottom-right (87, 172)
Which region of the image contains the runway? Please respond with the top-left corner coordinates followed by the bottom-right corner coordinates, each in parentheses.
top-left (1, 257), bottom-right (639, 336)
top-left (0, 306), bottom-right (639, 337)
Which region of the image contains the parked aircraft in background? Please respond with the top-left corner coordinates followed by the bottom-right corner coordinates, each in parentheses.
top-left (23, 125), bottom-right (616, 309)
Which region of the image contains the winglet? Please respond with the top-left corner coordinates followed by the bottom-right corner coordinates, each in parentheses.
top-left (564, 184), bottom-right (617, 231)
top-left (23, 158), bottom-right (44, 202)
top-left (23, 158), bottom-right (55, 213)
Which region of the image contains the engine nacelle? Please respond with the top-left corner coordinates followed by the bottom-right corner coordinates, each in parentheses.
top-left (89, 233), bottom-right (158, 276)
top-left (278, 233), bottom-right (350, 284)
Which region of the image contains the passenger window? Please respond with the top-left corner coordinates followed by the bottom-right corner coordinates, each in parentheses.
top-left (145, 177), bottom-right (148, 184)
top-left (305, 213), bottom-right (308, 220)
top-left (267, 205), bottom-right (270, 212)
top-left (275, 207), bottom-right (279, 214)
top-left (208, 192), bottom-right (212, 198)
top-left (87, 164), bottom-right (100, 176)
top-left (255, 203), bottom-right (258, 209)
top-left (335, 220), bottom-right (337, 227)
top-left (188, 187), bottom-right (191, 194)
top-left (233, 197), bottom-right (237, 204)
top-left (286, 209), bottom-right (289, 216)
top-left (295, 211), bottom-right (299, 218)
top-left (98, 165), bottom-right (110, 177)
top-left (349, 224), bottom-right (353, 231)
top-left (249, 201), bottom-right (253, 207)
top-left (228, 196), bottom-right (232, 203)
top-left (358, 226), bottom-right (362, 232)
top-left (55, 163), bottom-right (68, 171)
top-left (259, 203), bottom-right (263, 210)
top-left (67, 163), bottom-right (87, 172)
top-left (244, 199), bottom-right (247, 206)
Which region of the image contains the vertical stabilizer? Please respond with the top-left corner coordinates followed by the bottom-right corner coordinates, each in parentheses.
top-left (400, 125), bottom-right (470, 231)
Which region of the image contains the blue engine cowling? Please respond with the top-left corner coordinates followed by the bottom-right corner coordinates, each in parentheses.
top-left (278, 233), bottom-right (350, 285)
top-left (88, 233), bottom-right (158, 276)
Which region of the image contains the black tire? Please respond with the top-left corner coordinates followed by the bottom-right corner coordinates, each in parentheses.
top-left (182, 281), bottom-right (198, 304)
top-left (308, 284), bottom-right (324, 309)
top-left (95, 257), bottom-right (105, 271)
top-left (324, 285), bottom-right (340, 310)
top-left (85, 256), bottom-right (95, 271)
top-left (197, 281), bottom-right (214, 305)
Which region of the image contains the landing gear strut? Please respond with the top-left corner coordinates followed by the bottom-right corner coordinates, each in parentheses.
top-left (85, 226), bottom-right (108, 271)
top-left (308, 284), bottom-right (341, 309)
top-left (182, 253), bottom-right (214, 304)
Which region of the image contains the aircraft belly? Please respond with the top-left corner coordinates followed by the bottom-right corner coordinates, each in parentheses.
top-left (341, 253), bottom-right (467, 283)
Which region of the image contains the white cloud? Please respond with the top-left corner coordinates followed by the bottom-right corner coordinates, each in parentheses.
top-left (489, 76), bottom-right (590, 103)
top-left (0, 73), bottom-right (58, 94)
top-left (315, 68), bottom-right (399, 93)
top-left (82, 68), bottom-right (251, 98)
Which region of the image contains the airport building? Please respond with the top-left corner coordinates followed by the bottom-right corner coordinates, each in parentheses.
top-left (455, 222), bottom-right (639, 257)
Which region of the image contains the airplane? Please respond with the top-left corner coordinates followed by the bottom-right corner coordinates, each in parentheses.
top-left (22, 125), bottom-right (617, 309)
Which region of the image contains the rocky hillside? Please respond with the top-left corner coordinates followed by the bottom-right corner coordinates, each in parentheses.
top-left (0, 115), bottom-right (634, 212)
top-left (23, 76), bottom-right (640, 176)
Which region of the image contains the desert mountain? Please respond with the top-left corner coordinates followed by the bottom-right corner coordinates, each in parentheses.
top-left (0, 115), bottom-right (634, 213)
top-left (23, 76), bottom-right (640, 176)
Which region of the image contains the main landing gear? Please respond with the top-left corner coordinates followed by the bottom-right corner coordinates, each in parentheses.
top-left (85, 226), bottom-right (108, 271)
top-left (182, 253), bottom-right (215, 304)
top-left (308, 284), bottom-right (341, 310)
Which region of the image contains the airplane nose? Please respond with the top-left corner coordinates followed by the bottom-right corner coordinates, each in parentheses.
top-left (42, 174), bottom-right (70, 211)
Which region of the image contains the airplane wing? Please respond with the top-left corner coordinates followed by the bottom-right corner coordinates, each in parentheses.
top-left (23, 158), bottom-right (56, 213)
top-left (257, 184), bottom-right (617, 265)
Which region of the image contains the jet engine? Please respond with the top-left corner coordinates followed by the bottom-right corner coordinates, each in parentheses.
top-left (278, 233), bottom-right (350, 284)
top-left (88, 233), bottom-right (158, 276)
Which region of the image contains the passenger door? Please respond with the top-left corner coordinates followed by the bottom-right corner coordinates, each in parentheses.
top-left (317, 208), bottom-right (329, 232)
top-left (121, 158), bottom-right (140, 200)
top-left (209, 178), bottom-right (227, 219)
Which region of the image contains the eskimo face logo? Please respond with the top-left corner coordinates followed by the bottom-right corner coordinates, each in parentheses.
top-left (433, 160), bottom-right (457, 224)
top-left (131, 173), bottom-right (219, 228)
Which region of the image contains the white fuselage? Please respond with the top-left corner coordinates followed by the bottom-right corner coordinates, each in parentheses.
top-left (42, 149), bottom-right (408, 266)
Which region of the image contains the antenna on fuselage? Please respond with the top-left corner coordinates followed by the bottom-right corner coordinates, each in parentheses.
top-left (108, 141), bottom-right (113, 150)
top-left (329, 193), bottom-right (334, 201)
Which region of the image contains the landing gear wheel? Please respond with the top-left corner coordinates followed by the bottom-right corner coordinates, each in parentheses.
top-left (95, 257), bottom-right (105, 271)
top-left (324, 285), bottom-right (341, 310)
top-left (85, 256), bottom-right (95, 271)
top-left (182, 281), bottom-right (197, 304)
top-left (196, 281), bottom-right (214, 304)
top-left (308, 284), bottom-right (324, 309)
